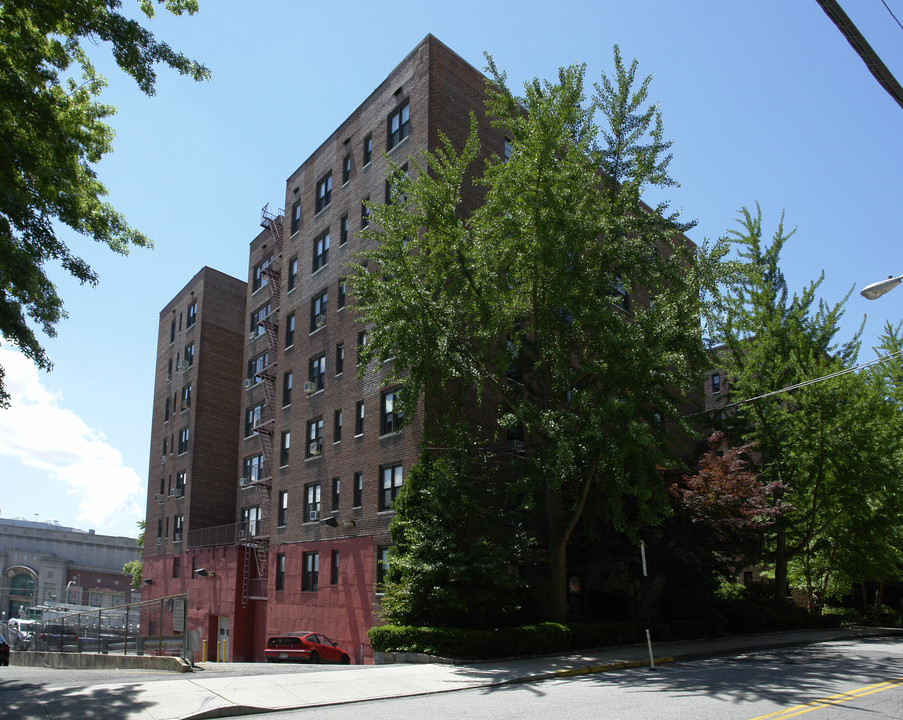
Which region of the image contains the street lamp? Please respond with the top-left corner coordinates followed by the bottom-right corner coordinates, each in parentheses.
top-left (861, 274), bottom-right (903, 300)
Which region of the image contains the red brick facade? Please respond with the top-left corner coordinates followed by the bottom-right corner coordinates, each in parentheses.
top-left (141, 36), bottom-right (511, 663)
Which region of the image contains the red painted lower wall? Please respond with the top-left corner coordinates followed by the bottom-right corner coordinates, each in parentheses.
top-left (143, 536), bottom-right (377, 664)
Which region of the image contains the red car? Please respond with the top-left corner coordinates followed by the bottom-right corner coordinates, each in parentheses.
top-left (264, 631), bottom-right (351, 664)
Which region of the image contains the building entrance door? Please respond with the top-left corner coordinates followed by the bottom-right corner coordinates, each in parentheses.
top-left (216, 615), bottom-right (230, 662)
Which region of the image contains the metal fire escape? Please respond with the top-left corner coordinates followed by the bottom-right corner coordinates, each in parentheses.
top-left (241, 203), bottom-right (285, 605)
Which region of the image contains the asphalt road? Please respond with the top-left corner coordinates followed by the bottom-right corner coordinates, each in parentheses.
top-left (248, 637), bottom-right (903, 720)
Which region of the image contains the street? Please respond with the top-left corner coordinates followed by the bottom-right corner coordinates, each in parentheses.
top-left (251, 637), bottom-right (903, 720)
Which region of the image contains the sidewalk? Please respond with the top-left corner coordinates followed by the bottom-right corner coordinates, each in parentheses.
top-left (5, 627), bottom-right (900, 720)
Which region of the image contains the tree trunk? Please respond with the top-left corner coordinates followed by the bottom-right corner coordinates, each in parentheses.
top-left (544, 482), bottom-right (568, 622)
top-left (774, 523), bottom-right (788, 604)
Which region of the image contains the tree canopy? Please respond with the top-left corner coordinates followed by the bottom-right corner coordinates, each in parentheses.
top-left (352, 48), bottom-right (719, 622)
top-left (0, 0), bottom-right (208, 405)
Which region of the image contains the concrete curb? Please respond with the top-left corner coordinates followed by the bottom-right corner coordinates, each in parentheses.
top-left (11, 650), bottom-right (192, 672)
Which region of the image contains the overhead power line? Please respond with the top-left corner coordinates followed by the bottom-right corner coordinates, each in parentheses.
top-left (814, 0), bottom-right (903, 111)
top-left (687, 349), bottom-right (903, 418)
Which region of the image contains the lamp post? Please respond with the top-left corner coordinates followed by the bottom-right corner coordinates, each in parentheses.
top-left (861, 275), bottom-right (903, 300)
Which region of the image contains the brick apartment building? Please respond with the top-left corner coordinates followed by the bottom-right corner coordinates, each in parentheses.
top-left (142, 35), bottom-right (511, 663)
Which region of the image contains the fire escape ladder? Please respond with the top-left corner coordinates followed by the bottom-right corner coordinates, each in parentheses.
top-left (241, 204), bottom-right (285, 601)
top-left (241, 544), bottom-right (251, 606)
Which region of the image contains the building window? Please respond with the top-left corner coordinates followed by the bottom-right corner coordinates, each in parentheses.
top-left (356, 329), bottom-right (368, 365)
top-left (164, 397), bottom-right (170, 422)
top-left (504, 137), bottom-right (512, 163)
top-left (305, 483), bottom-right (321, 522)
top-left (283, 371), bottom-right (293, 406)
top-left (380, 388), bottom-right (403, 435)
top-left (248, 351), bottom-right (269, 384)
top-left (337, 278), bottom-right (346, 309)
top-left (181, 384), bottom-right (191, 411)
top-left (162, 437), bottom-right (167, 458)
top-left (355, 401), bottom-right (364, 436)
top-left (302, 551), bottom-right (319, 591)
top-left (342, 153), bottom-right (352, 184)
top-left (361, 196), bottom-right (370, 228)
top-left (251, 301), bottom-right (271, 337)
top-left (252, 256), bottom-right (271, 293)
top-left (313, 231), bottom-right (330, 272)
top-left (186, 301), bottom-right (197, 328)
top-left (170, 320), bottom-right (175, 343)
top-left (310, 290), bottom-right (328, 332)
top-left (387, 101), bottom-right (410, 149)
top-left (173, 556), bottom-right (181, 578)
top-left (611, 276), bottom-right (629, 311)
top-left (178, 428), bottom-right (189, 454)
top-left (245, 403), bottom-right (263, 438)
top-left (331, 549), bottom-right (340, 585)
top-left (280, 430), bottom-right (290, 467)
top-left (353, 472), bottom-right (362, 508)
top-left (277, 491), bottom-right (288, 527)
top-left (315, 173), bottom-right (332, 213)
top-left (287, 257), bottom-right (298, 291)
top-left (363, 133), bottom-right (372, 165)
top-left (290, 201), bottom-right (301, 234)
top-left (285, 313), bottom-right (295, 349)
top-left (331, 477), bottom-right (340, 512)
top-left (243, 454), bottom-right (263, 484)
top-left (712, 372), bottom-right (721, 395)
top-left (175, 471), bottom-right (186, 497)
top-left (379, 464), bottom-right (403, 511)
top-left (241, 505), bottom-right (261, 537)
top-left (376, 546), bottom-right (390, 589)
top-left (307, 417), bottom-right (324, 458)
top-left (339, 214), bottom-right (349, 245)
top-left (333, 409), bottom-right (342, 442)
top-left (308, 354), bottom-right (326, 392)
top-left (275, 553), bottom-right (286, 591)
top-left (184, 343), bottom-right (194, 367)
top-left (335, 343), bottom-right (344, 375)
top-left (385, 163), bottom-right (407, 205)
top-left (174, 514), bottom-right (184, 542)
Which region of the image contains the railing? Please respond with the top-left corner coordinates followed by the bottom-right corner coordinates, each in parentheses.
top-left (187, 520), bottom-right (268, 549)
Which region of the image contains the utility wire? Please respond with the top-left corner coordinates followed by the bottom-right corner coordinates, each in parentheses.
top-left (881, 0), bottom-right (903, 31)
top-left (814, 0), bottom-right (903, 111)
top-left (687, 349), bottom-right (903, 418)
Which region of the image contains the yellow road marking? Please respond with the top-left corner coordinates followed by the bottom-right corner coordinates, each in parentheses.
top-left (747, 677), bottom-right (903, 719)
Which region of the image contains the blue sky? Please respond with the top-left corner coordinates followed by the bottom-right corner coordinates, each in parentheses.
top-left (2, 0), bottom-right (902, 537)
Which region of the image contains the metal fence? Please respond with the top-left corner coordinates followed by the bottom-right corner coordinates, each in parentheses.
top-left (2, 593), bottom-right (191, 657)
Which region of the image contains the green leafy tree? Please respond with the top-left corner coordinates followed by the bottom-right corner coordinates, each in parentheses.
top-left (382, 449), bottom-right (529, 628)
top-left (709, 206), bottom-right (903, 606)
top-left (352, 49), bottom-right (715, 621)
top-left (122, 520), bottom-right (145, 590)
top-left (0, 0), bottom-right (209, 405)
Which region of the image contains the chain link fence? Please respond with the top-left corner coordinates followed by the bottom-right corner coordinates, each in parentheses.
top-left (1, 593), bottom-right (191, 657)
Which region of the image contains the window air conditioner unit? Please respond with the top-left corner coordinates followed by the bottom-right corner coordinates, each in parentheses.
top-left (173, 532), bottom-right (183, 542)
top-left (175, 488), bottom-right (184, 498)
top-left (177, 361), bottom-right (188, 371)
top-left (315, 314), bottom-right (326, 328)
top-left (165, 373), bottom-right (172, 382)
top-left (309, 510), bottom-right (319, 521)
top-left (156, 537), bottom-right (162, 545)
top-left (238, 528), bottom-right (247, 538)
top-left (168, 488), bottom-right (176, 497)
top-left (309, 441), bottom-right (322, 456)
top-left (161, 456), bottom-right (166, 464)
top-left (303, 381), bottom-right (315, 394)
top-left (244, 379), bottom-right (253, 388)
top-left (239, 477), bottom-right (250, 487)
top-left (249, 332), bottom-right (257, 341)
top-left (181, 401), bottom-right (190, 410)
top-left (154, 494), bottom-right (165, 503)
top-left (508, 440), bottom-right (525, 453)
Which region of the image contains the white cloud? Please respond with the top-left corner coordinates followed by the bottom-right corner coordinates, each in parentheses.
top-left (0, 348), bottom-right (144, 537)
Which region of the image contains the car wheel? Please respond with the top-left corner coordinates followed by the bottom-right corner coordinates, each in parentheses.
top-left (309, 651), bottom-right (319, 664)
top-left (340, 655), bottom-right (350, 665)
